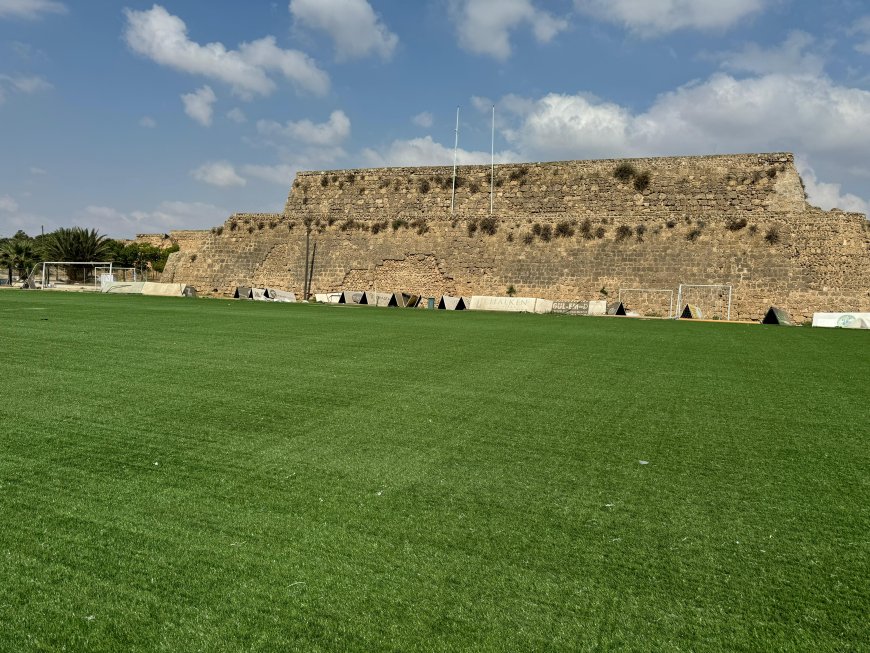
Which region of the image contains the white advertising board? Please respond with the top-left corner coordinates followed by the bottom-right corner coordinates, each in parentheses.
top-left (812, 313), bottom-right (870, 329)
top-left (470, 296), bottom-right (554, 314)
top-left (588, 300), bottom-right (607, 316)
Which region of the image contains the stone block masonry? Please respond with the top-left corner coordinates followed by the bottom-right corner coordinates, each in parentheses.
top-left (155, 153), bottom-right (869, 322)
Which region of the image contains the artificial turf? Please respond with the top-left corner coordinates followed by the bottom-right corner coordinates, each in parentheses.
top-left (0, 291), bottom-right (867, 652)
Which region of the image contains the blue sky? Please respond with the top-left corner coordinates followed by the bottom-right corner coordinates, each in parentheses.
top-left (2, 0), bottom-right (870, 238)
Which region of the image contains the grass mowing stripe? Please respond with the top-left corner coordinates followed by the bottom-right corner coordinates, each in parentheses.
top-left (0, 291), bottom-right (867, 651)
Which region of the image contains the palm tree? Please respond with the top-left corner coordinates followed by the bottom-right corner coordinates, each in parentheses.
top-left (43, 227), bottom-right (111, 283)
top-left (0, 240), bottom-right (13, 284)
top-left (0, 238), bottom-right (39, 283)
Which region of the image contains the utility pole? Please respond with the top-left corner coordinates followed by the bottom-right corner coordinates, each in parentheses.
top-left (490, 105), bottom-right (495, 216)
top-left (451, 106), bottom-right (460, 214)
top-left (303, 219), bottom-right (311, 300)
top-left (306, 242), bottom-right (317, 300)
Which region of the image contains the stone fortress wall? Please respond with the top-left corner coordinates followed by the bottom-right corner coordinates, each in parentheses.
top-left (156, 153), bottom-right (869, 322)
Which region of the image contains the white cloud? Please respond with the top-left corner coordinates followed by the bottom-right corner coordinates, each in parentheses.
top-left (237, 36), bottom-right (330, 97)
top-left (242, 163), bottom-right (297, 185)
top-left (361, 135), bottom-right (520, 167)
top-left (574, 0), bottom-right (767, 35)
top-left (0, 74), bottom-right (51, 104)
top-left (191, 161), bottom-right (247, 187)
top-left (139, 116), bottom-right (157, 128)
top-left (412, 111), bottom-right (434, 128)
top-left (0, 74), bottom-right (51, 93)
top-left (289, 0), bottom-right (397, 61)
top-left (500, 73), bottom-right (870, 163)
top-left (123, 5), bottom-right (329, 98)
top-left (0, 0), bottom-right (66, 20)
top-left (10, 41), bottom-right (47, 61)
top-left (501, 92), bottom-right (632, 160)
top-left (227, 107), bottom-right (247, 123)
top-left (181, 85), bottom-right (216, 127)
top-left (0, 73), bottom-right (51, 106)
top-left (79, 201), bottom-right (229, 237)
top-left (850, 16), bottom-right (870, 55)
top-left (714, 31), bottom-right (825, 76)
top-left (29, 166), bottom-right (46, 175)
top-left (257, 110), bottom-right (351, 146)
top-left (797, 158), bottom-right (869, 214)
top-left (0, 195), bottom-right (18, 212)
top-left (449, 0), bottom-right (568, 60)
top-left (471, 96), bottom-right (492, 113)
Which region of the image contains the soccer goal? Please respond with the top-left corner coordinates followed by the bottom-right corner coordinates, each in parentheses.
top-left (617, 288), bottom-right (675, 318)
top-left (38, 262), bottom-right (114, 291)
top-left (676, 284), bottom-right (733, 321)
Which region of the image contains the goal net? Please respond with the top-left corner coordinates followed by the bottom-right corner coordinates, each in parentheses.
top-left (677, 284), bottom-right (733, 321)
top-left (617, 288), bottom-right (675, 318)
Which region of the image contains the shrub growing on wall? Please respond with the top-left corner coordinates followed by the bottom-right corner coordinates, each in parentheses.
top-left (508, 166), bottom-right (529, 182)
top-left (615, 225), bottom-right (633, 242)
top-left (411, 219), bottom-right (429, 235)
top-left (479, 217), bottom-right (498, 235)
top-left (539, 224), bottom-right (552, 242)
top-left (633, 172), bottom-right (651, 192)
top-left (613, 163), bottom-right (637, 182)
top-left (555, 221), bottom-right (574, 238)
top-left (765, 226), bottom-right (781, 244)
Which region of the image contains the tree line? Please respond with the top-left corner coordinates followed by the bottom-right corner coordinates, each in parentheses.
top-left (0, 227), bottom-right (179, 284)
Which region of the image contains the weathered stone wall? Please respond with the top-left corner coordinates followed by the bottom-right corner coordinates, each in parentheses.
top-left (160, 153), bottom-right (869, 322)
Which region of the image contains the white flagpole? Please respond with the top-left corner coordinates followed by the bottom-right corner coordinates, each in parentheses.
top-left (490, 104), bottom-right (495, 215)
top-left (451, 106), bottom-right (459, 214)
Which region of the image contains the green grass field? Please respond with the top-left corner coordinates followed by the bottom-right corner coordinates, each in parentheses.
top-left (0, 291), bottom-right (867, 652)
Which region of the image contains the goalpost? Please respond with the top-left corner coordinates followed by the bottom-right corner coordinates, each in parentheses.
top-left (677, 284), bottom-right (733, 321)
top-left (618, 288), bottom-right (675, 318)
top-left (39, 262), bottom-right (114, 290)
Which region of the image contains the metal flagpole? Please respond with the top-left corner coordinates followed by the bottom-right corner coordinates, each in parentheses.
top-left (451, 106), bottom-right (459, 214)
top-left (490, 105), bottom-right (495, 215)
